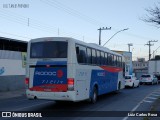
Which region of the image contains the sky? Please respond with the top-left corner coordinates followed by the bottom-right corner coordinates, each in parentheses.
top-left (0, 0), bottom-right (160, 60)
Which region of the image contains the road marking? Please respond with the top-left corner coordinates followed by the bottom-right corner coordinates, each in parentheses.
top-left (152, 92), bottom-right (160, 94)
top-left (122, 100), bottom-right (144, 120)
top-left (122, 90), bottom-right (158, 120)
top-left (146, 97), bottom-right (157, 100)
top-left (151, 94), bottom-right (160, 97)
top-left (143, 100), bottom-right (153, 103)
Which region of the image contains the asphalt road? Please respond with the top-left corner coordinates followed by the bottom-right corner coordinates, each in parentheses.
top-left (0, 84), bottom-right (160, 120)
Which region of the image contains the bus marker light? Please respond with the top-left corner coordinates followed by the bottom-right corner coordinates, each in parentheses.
top-left (67, 78), bottom-right (74, 90)
top-left (25, 78), bottom-right (29, 85)
top-left (67, 78), bottom-right (74, 85)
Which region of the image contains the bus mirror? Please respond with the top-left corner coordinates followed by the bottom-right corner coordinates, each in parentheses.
top-left (76, 47), bottom-right (80, 54)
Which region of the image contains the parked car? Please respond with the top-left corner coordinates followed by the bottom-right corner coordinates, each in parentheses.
top-left (125, 75), bottom-right (140, 88)
top-left (155, 74), bottom-right (160, 83)
top-left (140, 74), bottom-right (158, 85)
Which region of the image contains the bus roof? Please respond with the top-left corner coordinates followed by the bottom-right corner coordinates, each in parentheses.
top-left (30, 37), bottom-right (122, 57)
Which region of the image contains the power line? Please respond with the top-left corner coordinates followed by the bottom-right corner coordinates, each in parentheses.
top-left (0, 31), bottom-right (32, 40)
top-left (40, 0), bottom-right (160, 42)
top-left (0, 3), bottom-right (159, 44)
top-left (151, 45), bottom-right (160, 58)
top-left (0, 9), bottom-right (100, 41)
top-left (0, 9), bottom-right (86, 40)
top-left (39, 0), bottom-right (105, 26)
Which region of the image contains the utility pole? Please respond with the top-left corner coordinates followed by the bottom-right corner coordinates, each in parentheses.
top-left (145, 40), bottom-right (158, 60)
top-left (98, 27), bottom-right (111, 45)
top-left (128, 43), bottom-right (133, 52)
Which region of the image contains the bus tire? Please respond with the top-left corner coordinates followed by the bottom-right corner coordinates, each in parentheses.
top-left (118, 82), bottom-right (121, 90)
top-left (90, 86), bottom-right (98, 104)
top-left (115, 82), bottom-right (121, 93)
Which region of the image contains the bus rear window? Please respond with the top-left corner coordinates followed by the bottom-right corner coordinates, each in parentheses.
top-left (30, 41), bottom-right (68, 58)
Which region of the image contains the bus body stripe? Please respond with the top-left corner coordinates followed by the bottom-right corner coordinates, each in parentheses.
top-left (29, 84), bottom-right (67, 92)
top-left (90, 66), bottom-right (121, 97)
top-left (100, 66), bottom-right (122, 72)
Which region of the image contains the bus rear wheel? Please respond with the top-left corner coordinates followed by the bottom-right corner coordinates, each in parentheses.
top-left (115, 82), bottom-right (121, 94)
top-left (90, 87), bottom-right (98, 104)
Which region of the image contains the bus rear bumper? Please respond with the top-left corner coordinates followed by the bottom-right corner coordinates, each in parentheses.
top-left (26, 89), bottom-right (78, 101)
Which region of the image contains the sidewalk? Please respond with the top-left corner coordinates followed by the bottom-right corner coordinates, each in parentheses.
top-left (0, 89), bottom-right (26, 100)
top-left (149, 97), bottom-right (160, 120)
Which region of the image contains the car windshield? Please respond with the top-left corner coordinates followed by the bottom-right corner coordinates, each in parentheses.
top-left (125, 76), bottom-right (131, 79)
top-left (141, 75), bottom-right (151, 77)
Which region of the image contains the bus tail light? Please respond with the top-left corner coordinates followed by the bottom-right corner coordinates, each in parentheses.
top-left (67, 78), bottom-right (74, 91)
top-left (25, 78), bottom-right (29, 88)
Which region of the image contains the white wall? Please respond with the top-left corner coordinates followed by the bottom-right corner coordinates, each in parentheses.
top-left (0, 59), bottom-right (25, 76)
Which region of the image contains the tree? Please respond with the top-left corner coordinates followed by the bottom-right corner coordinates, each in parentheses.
top-left (142, 3), bottom-right (160, 28)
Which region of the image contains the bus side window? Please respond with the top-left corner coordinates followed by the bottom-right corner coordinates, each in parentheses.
top-left (108, 53), bottom-right (112, 66)
top-left (111, 54), bottom-right (114, 66)
top-left (76, 46), bottom-right (80, 55)
top-left (96, 50), bottom-right (100, 65)
top-left (117, 56), bottom-right (120, 67)
top-left (105, 53), bottom-right (108, 65)
top-left (76, 45), bottom-right (87, 64)
top-left (114, 55), bottom-right (117, 67)
top-left (101, 51), bottom-right (105, 65)
top-left (120, 57), bottom-right (122, 68)
top-left (92, 49), bottom-right (96, 65)
top-left (87, 48), bottom-right (92, 64)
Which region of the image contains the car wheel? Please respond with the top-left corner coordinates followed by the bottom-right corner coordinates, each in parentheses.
top-left (151, 81), bottom-right (154, 85)
top-left (90, 86), bottom-right (98, 104)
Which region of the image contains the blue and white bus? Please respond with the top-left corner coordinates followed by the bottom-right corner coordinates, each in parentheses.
top-left (26, 37), bottom-right (125, 103)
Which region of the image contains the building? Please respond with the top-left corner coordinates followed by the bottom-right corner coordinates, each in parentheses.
top-left (0, 37), bottom-right (27, 91)
top-left (133, 58), bottom-right (148, 69)
top-left (113, 50), bottom-right (133, 76)
top-left (132, 58), bottom-right (148, 79)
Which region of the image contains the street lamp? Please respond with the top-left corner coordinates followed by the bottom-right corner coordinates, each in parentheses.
top-left (103, 28), bottom-right (129, 46)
